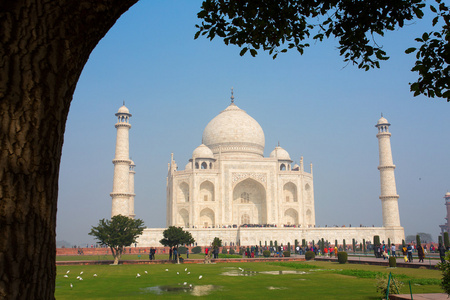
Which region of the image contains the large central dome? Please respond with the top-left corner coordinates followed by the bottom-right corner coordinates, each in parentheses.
top-left (202, 103), bottom-right (265, 158)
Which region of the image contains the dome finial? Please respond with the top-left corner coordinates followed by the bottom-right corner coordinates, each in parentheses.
top-left (123, 100), bottom-right (125, 106)
top-left (381, 112), bottom-right (383, 117)
top-left (230, 87), bottom-right (234, 104)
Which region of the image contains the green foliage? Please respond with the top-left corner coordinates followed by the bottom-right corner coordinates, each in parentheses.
top-left (406, 0), bottom-right (450, 101)
top-left (275, 240), bottom-right (278, 248)
top-left (388, 238), bottom-right (391, 247)
top-left (321, 238), bottom-right (325, 252)
top-left (352, 239), bottom-right (356, 252)
top-left (389, 256), bottom-right (397, 267)
top-left (159, 226), bottom-right (195, 249)
top-left (295, 239), bottom-right (298, 248)
top-left (402, 239), bottom-right (406, 248)
top-left (222, 248), bottom-right (228, 254)
top-left (363, 239), bottom-right (366, 253)
top-left (212, 237), bottom-right (222, 249)
top-left (374, 235), bottom-right (381, 247)
top-left (229, 248), bottom-right (235, 255)
top-left (445, 232), bottom-right (450, 248)
top-left (343, 239), bottom-right (346, 251)
top-left (89, 215), bottom-right (145, 264)
top-left (270, 241), bottom-right (273, 247)
top-left (335, 239), bottom-right (338, 248)
top-left (195, 0), bottom-right (448, 100)
top-left (337, 252), bottom-right (348, 264)
top-left (178, 246), bottom-right (187, 254)
top-left (283, 251), bottom-right (291, 257)
top-left (89, 215), bottom-right (145, 249)
top-left (191, 246), bottom-right (202, 254)
top-left (439, 251), bottom-right (450, 295)
top-left (239, 248), bottom-right (245, 255)
top-left (263, 250), bottom-right (271, 257)
top-left (439, 235), bottom-right (443, 246)
top-left (305, 251), bottom-right (315, 260)
top-left (416, 234), bottom-right (421, 247)
top-left (375, 274), bottom-right (404, 296)
top-left (302, 239), bottom-right (306, 247)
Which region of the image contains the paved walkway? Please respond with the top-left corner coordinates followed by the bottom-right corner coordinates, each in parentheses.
top-left (389, 294), bottom-right (448, 300)
top-left (313, 254), bottom-right (441, 269)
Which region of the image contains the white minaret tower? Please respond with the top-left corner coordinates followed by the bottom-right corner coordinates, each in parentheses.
top-left (110, 104), bottom-right (133, 217)
top-left (376, 115), bottom-right (401, 227)
top-left (128, 160), bottom-right (136, 218)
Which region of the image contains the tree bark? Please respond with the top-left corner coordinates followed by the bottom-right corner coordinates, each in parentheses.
top-left (0, 1), bottom-right (138, 298)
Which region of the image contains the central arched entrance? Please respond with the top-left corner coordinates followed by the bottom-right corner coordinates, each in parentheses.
top-left (232, 178), bottom-right (267, 225)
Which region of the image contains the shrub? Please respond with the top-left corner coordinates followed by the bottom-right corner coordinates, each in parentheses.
top-left (239, 248), bottom-right (245, 255)
top-left (438, 252), bottom-right (450, 296)
top-left (191, 246), bottom-right (202, 254)
top-left (337, 251), bottom-right (348, 264)
top-left (305, 251), bottom-right (315, 260)
top-left (263, 250), bottom-right (271, 257)
top-left (178, 246), bottom-right (187, 254)
top-left (373, 235), bottom-right (380, 247)
top-left (444, 232), bottom-right (450, 248)
top-left (222, 248), bottom-right (228, 254)
top-left (416, 235), bottom-right (421, 247)
top-left (229, 248), bottom-right (235, 255)
top-left (376, 274), bottom-right (403, 297)
top-left (283, 251), bottom-right (290, 257)
top-left (389, 256), bottom-right (397, 267)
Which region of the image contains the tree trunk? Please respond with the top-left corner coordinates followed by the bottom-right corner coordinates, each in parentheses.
top-left (0, 1), bottom-right (138, 299)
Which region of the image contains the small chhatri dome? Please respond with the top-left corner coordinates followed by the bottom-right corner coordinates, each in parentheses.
top-left (270, 146), bottom-right (291, 160)
top-left (377, 116), bottom-right (389, 125)
top-left (192, 144), bottom-right (214, 159)
top-left (445, 192), bottom-right (450, 198)
top-left (118, 105), bottom-right (130, 114)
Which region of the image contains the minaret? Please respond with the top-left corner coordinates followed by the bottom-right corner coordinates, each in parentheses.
top-left (439, 192), bottom-right (450, 235)
top-left (375, 115), bottom-right (401, 227)
top-left (128, 160), bottom-right (136, 219)
top-left (110, 104), bottom-right (132, 217)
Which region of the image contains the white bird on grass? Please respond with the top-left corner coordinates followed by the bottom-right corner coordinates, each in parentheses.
top-left (93, 274), bottom-right (97, 277)
top-left (183, 282), bottom-right (187, 286)
top-left (165, 269), bottom-right (169, 272)
top-left (189, 284), bottom-right (193, 288)
top-left (80, 271), bottom-right (83, 275)
top-left (78, 277), bottom-right (83, 281)
top-left (136, 273), bottom-right (141, 278)
top-left (66, 270), bottom-right (70, 274)
top-left (185, 268), bottom-right (188, 272)
top-left (76, 276), bottom-right (80, 279)
top-left (187, 272), bottom-right (190, 275)
top-left (177, 272), bottom-right (179, 275)
top-left (63, 275), bottom-right (68, 278)
top-left (70, 283), bottom-right (73, 289)
top-left (144, 271), bottom-right (148, 274)
top-left (199, 275), bottom-right (202, 280)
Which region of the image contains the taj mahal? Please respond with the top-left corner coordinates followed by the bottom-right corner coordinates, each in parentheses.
top-left (110, 92), bottom-right (405, 247)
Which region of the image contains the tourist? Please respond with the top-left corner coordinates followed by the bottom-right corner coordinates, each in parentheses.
top-left (417, 244), bottom-right (425, 263)
top-left (391, 244), bottom-right (396, 257)
top-left (438, 244), bottom-right (446, 263)
top-left (407, 244), bottom-right (413, 262)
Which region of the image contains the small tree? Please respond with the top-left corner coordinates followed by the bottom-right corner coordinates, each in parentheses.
top-left (444, 232), bottom-right (450, 249)
top-left (335, 239), bottom-right (338, 248)
top-left (416, 235), bottom-right (421, 247)
top-left (363, 239), bottom-right (366, 253)
top-left (160, 226), bottom-right (195, 264)
top-left (439, 235), bottom-right (443, 246)
top-left (388, 238), bottom-right (391, 248)
top-left (212, 237), bottom-right (222, 258)
top-left (373, 235), bottom-right (381, 247)
top-left (438, 252), bottom-right (450, 295)
top-left (89, 215), bottom-right (145, 265)
top-left (343, 239), bottom-right (346, 252)
top-left (352, 239), bottom-right (356, 253)
top-left (302, 239), bottom-right (306, 247)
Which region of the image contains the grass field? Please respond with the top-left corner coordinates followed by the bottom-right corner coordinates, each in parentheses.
top-left (55, 260), bottom-right (444, 299)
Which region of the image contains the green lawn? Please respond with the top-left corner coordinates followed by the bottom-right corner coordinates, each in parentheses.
top-left (55, 260), bottom-right (444, 299)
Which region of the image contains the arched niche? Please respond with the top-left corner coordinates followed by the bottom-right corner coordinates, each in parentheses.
top-left (199, 180), bottom-right (214, 202)
top-left (306, 209), bottom-right (312, 227)
top-left (233, 178), bottom-right (267, 224)
top-left (178, 182), bottom-right (189, 202)
top-left (199, 208), bottom-right (215, 227)
top-left (283, 182), bottom-right (298, 202)
top-left (284, 208), bottom-right (298, 225)
top-left (178, 208), bottom-right (189, 227)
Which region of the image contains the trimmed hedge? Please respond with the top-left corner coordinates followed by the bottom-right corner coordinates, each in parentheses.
top-left (389, 256), bottom-right (397, 267)
top-left (263, 250), bottom-right (271, 257)
top-left (283, 251), bottom-right (290, 257)
top-left (222, 248), bottom-right (228, 254)
top-left (178, 246), bottom-right (187, 254)
top-left (229, 248), bottom-right (235, 255)
top-left (305, 251), bottom-right (315, 260)
top-left (191, 246), bottom-right (202, 254)
top-left (337, 251), bottom-right (348, 264)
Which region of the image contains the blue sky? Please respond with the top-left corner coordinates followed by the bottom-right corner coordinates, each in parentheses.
top-left (56, 1), bottom-right (450, 246)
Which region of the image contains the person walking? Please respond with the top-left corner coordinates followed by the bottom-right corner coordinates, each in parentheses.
top-left (391, 244), bottom-right (396, 257)
top-left (438, 244), bottom-right (446, 263)
top-left (417, 245), bottom-right (425, 263)
top-left (407, 244), bottom-right (413, 262)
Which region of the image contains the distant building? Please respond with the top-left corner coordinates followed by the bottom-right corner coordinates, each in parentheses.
top-left (439, 192), bottom-right (450, 235)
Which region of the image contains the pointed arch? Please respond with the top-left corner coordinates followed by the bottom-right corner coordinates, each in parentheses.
top-left (233, 178), bottom-right (267, 224)
top-left (283, 182), bottom-right (297, 202)
top-left (199, 180), bottom-right (214, 202)
top-left (178, 182), bottom-right (189, 202)
top-left (199, 208), bottom-right (215, 227)
top-left (178, 209), bottom-right (189, 227)
top-left (284, 208), bottom-right (298, 225)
